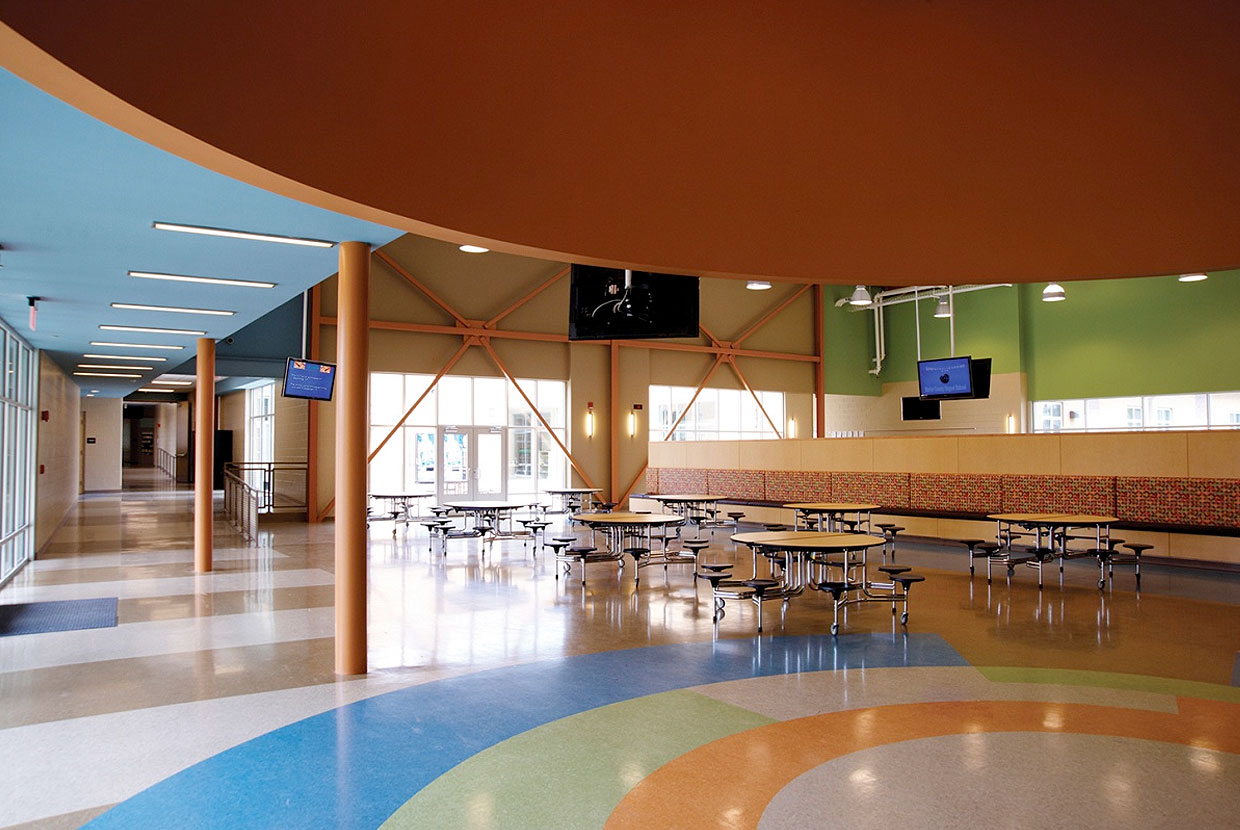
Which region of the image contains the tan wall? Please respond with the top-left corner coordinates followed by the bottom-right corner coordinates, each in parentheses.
top-left (648, 430), bottom-right (1240, 564)
top-left (821, 371), bottom-right (1027, 436)
top-left (81, 397), bottom-right (123, 491)
top-left (217, 390), bottom-right (246, 462)
top-left (311, 239), bottom-right (821, 516)
top-left (35, 354), bottom-right (79, 552)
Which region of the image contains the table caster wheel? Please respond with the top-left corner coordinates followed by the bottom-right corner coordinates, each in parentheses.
top-left (830, 622), bottom-right (839, 636)
top-left (900, 612), bottom-right (908, 624)
top-left (1098, 578), bottom-right (1105, 589)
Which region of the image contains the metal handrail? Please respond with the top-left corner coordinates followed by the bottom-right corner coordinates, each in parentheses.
top-left (223, 461), bottom-right (308, 512)
top-left (223, 468), bottom-right (260, 542)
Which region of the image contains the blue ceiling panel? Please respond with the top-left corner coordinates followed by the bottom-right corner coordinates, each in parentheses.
top-left (0, 68), bottom-right (402, 396)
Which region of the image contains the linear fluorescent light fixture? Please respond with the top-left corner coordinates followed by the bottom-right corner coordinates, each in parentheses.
top-left (99, 325), bottom-right (206, 336)
top-left (1042, 282), bottom-right (1066, 302)
top-left (152, 222), bottom-right (334, 248)
top-left (128, 270), bottom-right (276, 289)
top-left (111, 303), bottom-right (234, 316)
top-left (84, 353), bottom-right (167, 362)
top-left (151, 380), bottom-right (192, 386)
top-left (90, 341), bottom-right (185, 350)
top-left (79, 363), bottom-right (154, 371)
top-left (75, 371), bottom-right (141, 378)
top-left (746, 280), bottom-right (772, 290)
top-left (136, 387), bottom-right (179, 393)
top-left (1177, 272), bottom-right (1208, 282)
top-left (459, 244), bottom-right (489, 253)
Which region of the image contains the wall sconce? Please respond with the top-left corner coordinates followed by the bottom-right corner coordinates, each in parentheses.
top-left (629, 403), bottom-right (642, 438)
top-left (586, 402), bottom-right (595, 438)
top-left (1006, 413), bottom-right (1016, 434)
top-left (787, 417), bottom-right (797, 439)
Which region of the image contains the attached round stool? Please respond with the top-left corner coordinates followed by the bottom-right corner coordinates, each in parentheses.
top-left (891, 573), bottom-right (925, 624)
top-left (960, 539), bottom-right (987, 575)
top-left (742, 578), bottom-right (781, 633)
top-left (566, 546), bottom-right (596, 586)
top-left (624, 547), bottom-right (650, 586)
top-left (816, 580), bottom-right (860, 635)
top-left (682, 540), bottom-right (710, 575)
top-left (697, 569), bottom-right (734, 622)
top-left (547, 540), bottom-right (571, 578)
top-left (1115, 543), bottom-right (1153, 588)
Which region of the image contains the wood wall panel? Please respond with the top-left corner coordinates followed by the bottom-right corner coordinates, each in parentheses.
top-left (800, 438), bottom-right (873, 472)
top-left (1186, 432), bottom-right (1240, 479)
top-left (957, 435), bottom-right (1061, 474)
top-left (872, 436), bottom-right (959, 474)
top-left (1060, 432), bottom-right (1187, 477)
top-left (738, 439), bottom-right (797, 471)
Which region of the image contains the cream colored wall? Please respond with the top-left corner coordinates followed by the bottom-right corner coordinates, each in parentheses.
top-left (312, 241), bottom-right (822, 516)
top-left (217, 391), bottom-right (247, 463)
top-left (154, 402), bottom-right (178, 466)
top-left (81, 397), bottom-right (123, 491)
top-left (35, 354), bottom-right (79, 552)
top-left (648, 430), bottom-right (1240, 564)
top-left (821, 371), bottom-right (1027, 436)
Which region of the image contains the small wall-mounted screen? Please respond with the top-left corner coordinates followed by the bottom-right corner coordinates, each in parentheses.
top-left (282, 358), bottom-right (336, 401)
top-left (918, 356), bottom-right (974, 399)
top-left (568, 265), bottom-right (699, 341)
top-left (901, 396), bottom-right (942, 421)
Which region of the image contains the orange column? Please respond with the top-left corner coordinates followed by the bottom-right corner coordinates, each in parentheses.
top-left (194, 337), bottom-right (215, 572)
top-left (335, 241), bottom-right (369, 675)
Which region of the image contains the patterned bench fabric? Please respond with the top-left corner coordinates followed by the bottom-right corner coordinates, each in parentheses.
top-left (1002, 474), bottom-right (1115, 514)
top-left (645, 467), bottom-right (659, 494)
top-left (1116, 476), bottom-right (1240, 528)
top-left (707, 469), bottom-right (765, 501)
top-left (656, 467), bottom-right (708, 494)
top-left (909, 473), bottom-right (1004, 514)
top-left (764, 470), bottom-right (830, 502)
top-left (831, 471), bottom-right (910, 509)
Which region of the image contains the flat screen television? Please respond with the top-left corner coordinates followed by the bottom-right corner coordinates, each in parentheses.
top-left (282, 357), bottom-right (336, 401)
top-left (568, 265), bottom-right (699, 341)
top-left (918, 355), bottom-right (974, 399)
top-left (901, 396), bottom-right (942, 421)
top-left (969, 357), bottom-right (992, 400)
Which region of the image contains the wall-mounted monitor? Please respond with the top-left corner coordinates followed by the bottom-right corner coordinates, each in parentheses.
top-left (901, 396), bottom-right (942, 421)
top-left (282, 357), bottom-right (336, 401)
top-left (568, 265), bottom-right (699, 341)
top-left (969, 357), bottom-right (992, 400)
top-left (918, 355), bottom-right (974, 399)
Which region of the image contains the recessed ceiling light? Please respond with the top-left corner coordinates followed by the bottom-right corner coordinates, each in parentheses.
top-left (1177, 272), bottom-right (1208, 282)
top-left (75, 371), bottom-right (141, 378)
top-left (152, 222), bottom-right (334, 248)
top-left (79, 363), bottom-right (154, 371)
top-left (90, 341), bottom-right (185, 350)
top-left (151, 380), bottom-right (192, 386)
top-left (746, 280), bottom-right (772, 290)
top-left (459, 244), bottom-right (489, 253)
top-left (110, 303), bottom-right (234, 316)
top-left (99, 325), bottom-right (206, 336)
top-left (128, 270), bottom-right (276, 289)
top-left (1042, 282), bottom-right (1066, 302)
top-left (84, 353), bottom-right (168, 362)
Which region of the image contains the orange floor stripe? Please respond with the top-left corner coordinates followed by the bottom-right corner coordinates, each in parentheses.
top-left (604, 697), bottom-right (1240, 829)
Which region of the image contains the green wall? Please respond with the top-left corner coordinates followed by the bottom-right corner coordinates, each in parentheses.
top-left (823, 285), bottom-right (882, 396)
top-left (820, 270), bottom-right (1240, 400)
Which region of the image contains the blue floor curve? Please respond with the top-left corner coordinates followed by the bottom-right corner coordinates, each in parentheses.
top-left (87, 633), bottom-right (967, 829)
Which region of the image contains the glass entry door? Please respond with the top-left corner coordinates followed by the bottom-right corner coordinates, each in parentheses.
top-left (438, 426), bottom-right (506, 501)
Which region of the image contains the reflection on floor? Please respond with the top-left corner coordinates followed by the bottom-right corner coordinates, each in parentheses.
top-left (0, 469), bottom-right (1236, 828)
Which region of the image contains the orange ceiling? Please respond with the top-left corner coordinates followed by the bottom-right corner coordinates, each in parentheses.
top-left (3, 1), bottom-right (1239, 285)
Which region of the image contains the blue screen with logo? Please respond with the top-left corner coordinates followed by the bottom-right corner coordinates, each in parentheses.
top-left (282, 358), bottom-right (336, 401)
top-left (918, 356), bottom-right (973, 398)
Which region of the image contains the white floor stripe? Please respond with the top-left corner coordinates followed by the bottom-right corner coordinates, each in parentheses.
top-left (25, 547), bottom-right (290, 571)
top-left (0, 567), bottom-right (333, 604)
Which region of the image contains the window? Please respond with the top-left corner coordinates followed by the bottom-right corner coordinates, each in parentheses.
top-left (0, 322), bottom-right (36, 588)
top-left (369, 373), bottom-right (567, 499)
top-left (1033, 392), bottom-right (1239, 432)
top-left (650, 384), bottom-right (785, 441)
top-left (246, 382), bottom-right (276, 465)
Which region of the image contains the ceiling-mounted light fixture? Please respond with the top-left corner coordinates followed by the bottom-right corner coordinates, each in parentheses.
top-left (110, 303), bottom-right (234, 316)
top-left (746, 280), bottom-right (772, 290)
top-left (84, 353), bottom-right (167, 362)
top-left (458, 244), bottom-right (489, 254)
top-left (128, 270), bottom-right (276, 288)
top-left (848, 285), bottom-right (872, 306)
top-left (99, 324), bottom-right (206, 336)
top-left (933, 296), bottom-right (951, 318)
top-left (152, 222), bottom-right (334, 248)
top-left (1177, 273), bottom-right (1208, 283)
top-left (1042, 282), bottom-right (1066, 302)
top-left (90, 341), bottom-right (185, 350)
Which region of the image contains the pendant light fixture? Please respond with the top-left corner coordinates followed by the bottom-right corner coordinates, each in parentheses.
top-left (933, 296), bottom-right (951, 318)
top-left (848, 285), bottom-right (872, 306)
top-left (1042, 282), bottom-right (1066, 302)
